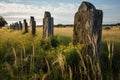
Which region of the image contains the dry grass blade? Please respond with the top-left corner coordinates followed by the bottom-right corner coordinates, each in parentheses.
top-left (52, 54), bottom-right (66, 72)
top-left (77, 50), bottom-right (87, 75)
top-left (107, 42), bottom-right (111, 60)
top-left (87, 34), bottom-right (97, 57)
top-left (32, 43), bottom-right (35, 56)
top-left (22, 45), bottom-right (26, 58)
top-left (42, 73), bottom-right (48, 80)
top-left (41, 57), bottom-right (51, 80)
top-left (52, 53), bottom-right (66, 79)
top-left (68, 66), bottom-right (72, 80)
top-left (30, 43), bottom-right (35, 72)
top-left (44, 57), bottom-right (50, 73)
top-left (96, 62), bottom-right (102, 80)
top-left (86, 54), bottom-right (96, 80)
top-left (12, 46), bottom-right (17, 67)
top-left (111, 42), bottom-right (114, 58)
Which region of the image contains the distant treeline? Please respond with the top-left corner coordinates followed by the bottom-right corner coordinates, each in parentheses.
top-left (37, 23), bottom-right (120, 27)
top-left (37, 24), bottom-right (73, 27)
top-left (54, 24), bottom-right (73, 27)
top-left (103, 23), bottom-right (120, 26)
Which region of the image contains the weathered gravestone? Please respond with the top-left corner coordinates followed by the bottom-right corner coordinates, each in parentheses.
top-left (23, 19), bottom-right (28, 33)
top-left (19, 21), bottom-right (22, 30)
top-left (73, 1), bottom-right (103, 58)
top-left (30, 16), bottom-right (36, 35)
top-left (43, 11), bottom-right (54, 38)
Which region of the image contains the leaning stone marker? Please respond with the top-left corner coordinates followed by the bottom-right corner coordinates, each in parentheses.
top-left (23, 19), bottom-right (28, 33)
top-left (30, 16), bottom-right (36, 35)
top-left (73, 1), bottom-right (103, 58)
top-left (43, 11), bottom-right (54, 38)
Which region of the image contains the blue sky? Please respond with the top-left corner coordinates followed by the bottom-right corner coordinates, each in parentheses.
top-left (0, 0), bottom-right (120, 25)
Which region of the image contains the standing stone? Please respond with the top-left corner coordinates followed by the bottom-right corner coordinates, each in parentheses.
top-left (73, 1), bottom-right (103, 58)
top-left (12, 23), bottom-right (15, 30)
top-left (30, 16), bottom-right (34, 26)
top-left (31, 21), bottom-right (36, 35)
top-left (30, 16), bottom-right (36, 35)
top-left (43, 11), bottom-right (54, 38)
top-left (10, 24), bottom-right (14, 29)
top-left (15, 22), bottom-right (19, 30)
top-left (23, 19), bottom-right (28, 33)
top-left (19, 21), bottom-right (22, 30)
top-left (10, 24), bottom-right (12, 29)
top-left (13, 23), bottom-right (16, 30)
top-left (14, 22), bottom-right (17, 30)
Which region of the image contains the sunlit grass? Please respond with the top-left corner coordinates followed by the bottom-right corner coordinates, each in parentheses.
top-left (0, 26), bottom-right (120, 44)
top-left (1, 26), bottom-right (120, 47)
top-left (0, 26), bottom-right (120, 80)
top-left (102, 27), bottom-right (120, 42)
top-left (54, 27), bottom-right (73, 37)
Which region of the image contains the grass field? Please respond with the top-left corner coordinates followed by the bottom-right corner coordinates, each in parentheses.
top-left (0, 26), bottom-right (120, 80)
top-left (102, 27), bottom-right (120, 42)
top-left (1, 26), bottom-right (120, 42)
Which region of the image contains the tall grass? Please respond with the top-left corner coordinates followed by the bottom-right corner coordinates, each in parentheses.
top-left (0, 27), bottom-right (120, 80)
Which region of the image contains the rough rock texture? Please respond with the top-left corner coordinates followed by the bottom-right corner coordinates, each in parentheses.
top-left (23, 19), bottom-right (28, 33)
top-left (73, 1), bottom-right (103, 58)
top-left (43, 11), bottom-right (54, 38)
top-left (30, 16), bottom-right (36, 35)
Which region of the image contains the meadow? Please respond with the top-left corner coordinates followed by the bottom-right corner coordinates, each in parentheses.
top-left (0, 26), bottom-right (120, 80)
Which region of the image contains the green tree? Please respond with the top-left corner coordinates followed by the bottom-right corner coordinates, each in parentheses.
top-left (0, 16), bottom-right (7, 27)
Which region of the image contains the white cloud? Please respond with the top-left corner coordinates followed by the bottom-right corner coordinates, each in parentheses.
top-left (97, 4), bottom-right (118, 10)
top-left (1, 1), bottom-right (118, 25)
top-left (0, 2), bottom-right (78, 25)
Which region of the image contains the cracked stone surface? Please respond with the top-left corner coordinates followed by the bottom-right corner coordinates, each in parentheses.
top-left (73, 1), bottom-right (103, 58)
top-left (43, 11), bottom-right (54, 38)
